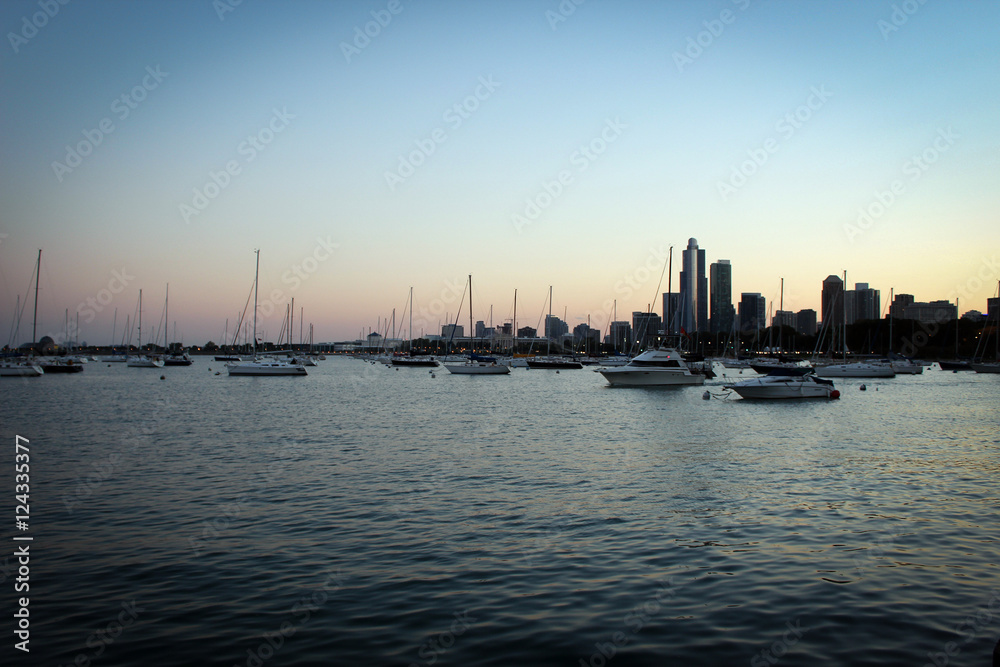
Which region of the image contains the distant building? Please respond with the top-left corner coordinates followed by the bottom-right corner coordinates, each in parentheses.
top-left (679, 238), bottom-right (708, 334)
top-left (738, 293), bottom-right (766, 332)
top-left (544, 315), bottom-right (568, 339)
top-left (822, 275), bottom-right (845, 329)
top-left (475, 320), bottom-right (487, 338)
top-left (518, 326), bottom-right (537, 338)
top-left (962, 310), bottom-right (985, 321)
top-left (852, 283), bottom-right (881, 322)
top-left (661, 293), bottom-right (681, 336)
top-left (795, 309), bottom-right (817, 336)
top-left (442, 324), bottom-right (464, 339)
top-left (902, 300), bottom-right (957, 324)
top-left (772, 310), bottom-right (796, 329)
top-left (632, 311), bottom-right (661, 350)
top-left (608, 321), bottom-right (632, 352)
top-left (988, 297), bottom-right (998, 321)
top-left (890, 293), bottom-right (914, 319)
top-left (710, 260), bottom-right (735, 335)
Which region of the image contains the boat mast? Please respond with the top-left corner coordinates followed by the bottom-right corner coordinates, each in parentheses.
top-left (252, 249), bottom-right (259, 357)
top-left (468, 275), bottom-right (473, 356)
top-left (32, 249), bottom-right (41, 349)
top-left (165, 283), bottom-right (169, 350)
top-left (513, 289), bottom-right (517, 355)
top-left (547, 286), bottom-right (552, 357)
top-left (138, 290), bottom-right (142, 352)
top-left (409, 286), bottom-right (413, 354)
top-left (889, 287), bottom-right (893, 355)
top-left (290, 297), bottom-right (294, 350)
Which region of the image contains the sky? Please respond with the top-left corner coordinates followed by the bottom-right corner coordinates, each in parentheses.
top-left (1, 0), bottom-right (998, 346)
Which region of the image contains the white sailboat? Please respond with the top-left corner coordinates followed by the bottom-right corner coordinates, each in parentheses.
top-left (127, 289), bottom-right (165, 368)
top-left (444, 275), bottom-right (510, 375)
top-left (228, 250), bottom-right (308, 376)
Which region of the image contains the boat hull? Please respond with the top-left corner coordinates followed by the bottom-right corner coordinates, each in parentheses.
top-left (0, 363), bottom-right (43, 377)
top-left (599, 369), bottom-right (704, 386)
top-left (727, 376), bottom-right (836, 399)
top-left (227, 362), bottom-right (308, 376)
top-left (127, 356), bottom-right (165, 368)
top-left (443, 363), bottom-right (510, 375)
top-left (971, 363), bottom-right (1000, 374)
top-left (814, 364), bottom-right (894, 378)
top-left (391, 358), bottom-right (439, 367)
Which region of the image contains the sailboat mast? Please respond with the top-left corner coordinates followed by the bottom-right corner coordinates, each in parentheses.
top-left (468, 275), bottom-right (473, 355)
top-left (252, 249), bottom-right (259, 357)
top-left (138, 290), bottom-right (142, 351)
top-left (290, 297), bottom-right (294, 349)
top-left (32, 249), bottom-right (41, 347)
top-left (548, 285), bottom-right (552, 356)
top-left (165, 283), bottom-right (169, 349)
top-left (513, 289), bottom-right (517, 355)
top-left (409, 287), bottom-right (413, 353)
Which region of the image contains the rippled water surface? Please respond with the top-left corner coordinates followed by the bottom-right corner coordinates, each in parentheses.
top-left (2, 359), bottom-right (998, 666)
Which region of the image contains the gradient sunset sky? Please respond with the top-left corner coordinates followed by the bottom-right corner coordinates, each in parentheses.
top-left (2, 0), bottom-right (998, 345)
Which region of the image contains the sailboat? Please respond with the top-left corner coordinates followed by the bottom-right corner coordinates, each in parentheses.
top-left (443, 276), bottom-right (510, 375)
top-left (127, 289), bottom-right (165, 368)
top-left (1, 257), bottom-right (43, 377)
top-left (162, 284), bottom-right (193, 366)
top-left (228, 250), bottom-right (308, 376)
top-left (26, 249), bottom-right (83, 374)
top-left (392, 287), bottom-right (438, 367)
top-left (971, 281), bottom-right (1000, 373)
top-left (526, 286), bottom-right (583, 369)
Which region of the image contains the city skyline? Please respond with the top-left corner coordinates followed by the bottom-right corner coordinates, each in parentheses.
top-left (2, 0), bottom-right (998, 344)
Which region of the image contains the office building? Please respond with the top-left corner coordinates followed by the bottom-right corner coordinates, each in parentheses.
top-left (795, 309), bottom-right (817, 336)
top-left (632, 311), bottom-right (661, 350)
top-left (679, 238), bottom-right (708, 333)
top-left (822, 275), bottom-right (844, 329)
top-left (738, 293), bottom-right (766, 332)
top-left (710, 260), bottom-right (735, 335)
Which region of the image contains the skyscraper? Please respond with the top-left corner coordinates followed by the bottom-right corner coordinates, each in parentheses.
top-left (822, 275), bottom-right (844, 329)
top-left (679, 238), bottom-right (707, 334)
top-left (710, 259), bottom-right (734, 335)
top-left (632, 311), bottom-right (661, 350)
top-left (738, 293), bottom-right (766, 332)
top-left (661, 292), bottom-right (681, 336)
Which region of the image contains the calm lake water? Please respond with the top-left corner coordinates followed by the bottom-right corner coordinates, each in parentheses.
top-left (2, 358), bottom-right (998, 666)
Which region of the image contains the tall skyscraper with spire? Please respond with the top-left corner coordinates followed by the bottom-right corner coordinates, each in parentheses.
top-left (679, 238), bottom-right (707, 334)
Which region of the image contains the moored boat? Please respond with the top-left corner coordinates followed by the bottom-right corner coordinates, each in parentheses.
top-left (598, 347), bottom-right (705, 386)
top-left (725, 374), bottom-right (839, 399)
top-left (814, 362), bottom-right (895, 378)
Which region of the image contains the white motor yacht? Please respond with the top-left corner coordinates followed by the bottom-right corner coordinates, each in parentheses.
top-left (726, 374), bottom-right (839, 399)
top-left (814, 362), bottom-right (895, 378)
top-left (598, 348), bottom-right (705, 386)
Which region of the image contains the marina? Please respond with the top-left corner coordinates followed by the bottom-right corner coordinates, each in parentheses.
top-left (1, 357), bottom-right (997, 665)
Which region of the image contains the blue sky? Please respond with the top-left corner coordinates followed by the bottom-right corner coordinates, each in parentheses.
top-left (2, 0), bottom-right (998, 344)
